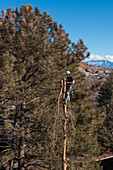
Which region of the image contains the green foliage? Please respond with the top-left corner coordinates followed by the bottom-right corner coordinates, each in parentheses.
top-left (0, 4), bottom-right (102, 170)
top-left (96, 72), bottom-right (113, 153)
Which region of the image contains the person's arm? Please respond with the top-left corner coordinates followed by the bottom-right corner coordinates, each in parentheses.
top-left (71, 76), bottom-right (75, 84)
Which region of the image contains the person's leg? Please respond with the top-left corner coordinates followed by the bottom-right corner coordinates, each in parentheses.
top-left (65, 90), bottom-right (70, 102)
top-left (66, 85), bottom-right (74, 101)
top-left (65, 85), bottom-right (74, 103)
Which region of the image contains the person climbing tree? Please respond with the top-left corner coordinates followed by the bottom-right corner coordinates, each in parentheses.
top-left (65, 71), bottom-right (75, 103)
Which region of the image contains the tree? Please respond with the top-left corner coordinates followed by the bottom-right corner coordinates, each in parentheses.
top-left (96, 72), bottom-right (113, 153)
top-left (0, 5), bottom-right (73, 169)
top-left (0, 4), bottom-right (102, 170)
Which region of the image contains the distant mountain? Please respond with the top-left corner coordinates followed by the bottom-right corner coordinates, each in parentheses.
top-left (85, 60), bottom-right (113, 68)
top-left (79, 62), bottom-right (112, 87)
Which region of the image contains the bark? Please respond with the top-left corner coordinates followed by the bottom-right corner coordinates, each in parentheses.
top-left (62, 78), bottom-right (67, 170)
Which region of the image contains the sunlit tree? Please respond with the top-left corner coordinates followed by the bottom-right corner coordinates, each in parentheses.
top-left (0, 4), bottom-right (102, 170)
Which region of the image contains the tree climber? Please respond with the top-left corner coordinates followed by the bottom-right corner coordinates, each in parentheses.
top-left (65, 71), bottom-right (75, 103)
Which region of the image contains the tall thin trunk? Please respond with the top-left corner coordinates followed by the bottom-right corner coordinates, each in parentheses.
top-left (62, 78), bottom-right (68, 170)
top-left (62, 105), bottom-right (67, 170)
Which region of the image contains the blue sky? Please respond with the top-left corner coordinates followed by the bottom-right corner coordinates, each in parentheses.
top-left (0, 0), bottom-right (113, 61)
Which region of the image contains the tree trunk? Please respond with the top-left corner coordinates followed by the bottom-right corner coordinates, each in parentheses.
top-left (18, 104), bottom-right (25, 170)
top-left (62, 108), bottom-right (67, 170)
top-left (62, 78), bottom-right (67, 170)
top-left (18, 135), bottom-right (25, 170)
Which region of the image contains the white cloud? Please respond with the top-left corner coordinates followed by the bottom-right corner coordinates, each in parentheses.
top-left (85, 54), bottom-right (113, 62)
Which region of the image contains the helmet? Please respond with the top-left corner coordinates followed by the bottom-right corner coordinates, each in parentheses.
top-left (66, 71), bottom-right (71, 74)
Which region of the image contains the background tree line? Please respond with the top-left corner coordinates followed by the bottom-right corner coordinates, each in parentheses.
top-left (96, 73), bottom-right (113, 154)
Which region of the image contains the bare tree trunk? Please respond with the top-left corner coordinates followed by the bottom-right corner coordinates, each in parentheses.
top-left (62, 78), bottom-right (68, 170)
top-left (62, 106), bottom-right (67, 170)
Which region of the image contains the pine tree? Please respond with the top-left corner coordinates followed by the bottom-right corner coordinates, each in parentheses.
top-left (96, 72), bottom-right (113, 153)
top-left (0, 5), bottom-right (103, 170)
top-left (0, 5), bottom-right (73, 169)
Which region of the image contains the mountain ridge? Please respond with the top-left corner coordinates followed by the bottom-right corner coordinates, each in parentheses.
top-left (85, 60), bottom-right (113, 68)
